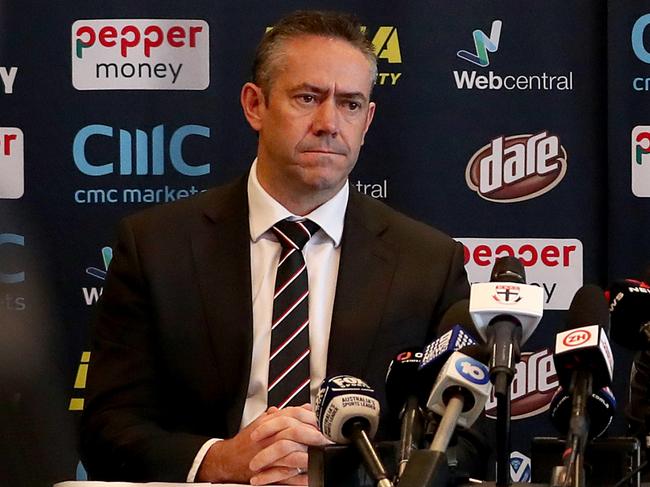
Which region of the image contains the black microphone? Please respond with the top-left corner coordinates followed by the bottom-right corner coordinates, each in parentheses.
top-left (385, 349), bottom-right (424, 479)
top-left (608, 278), bottom-right (650, 350)
top-left (549, 386), bottom-right (616, 440)
top-left (314, 376), bottom-right (393, 487)
top-left (552, 284), bottom-right (612, 487)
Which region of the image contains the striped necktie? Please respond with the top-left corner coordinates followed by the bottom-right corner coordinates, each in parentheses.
top-left (267, 218), bottom-right (319, 408)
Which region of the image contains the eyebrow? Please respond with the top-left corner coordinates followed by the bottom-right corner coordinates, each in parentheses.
top-left (289, 83), bottom-right (368, 102)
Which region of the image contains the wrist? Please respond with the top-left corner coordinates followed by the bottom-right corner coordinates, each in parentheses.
top-left (196, 439), bottom-right (235, 482)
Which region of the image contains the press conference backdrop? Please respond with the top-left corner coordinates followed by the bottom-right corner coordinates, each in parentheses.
top-left (1, 0), bottom-right (649, 483)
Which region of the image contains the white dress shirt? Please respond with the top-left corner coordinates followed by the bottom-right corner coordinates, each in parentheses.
top-left (187, 160), bottom-right (348, 481)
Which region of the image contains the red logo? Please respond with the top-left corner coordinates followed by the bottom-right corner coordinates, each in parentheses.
top-left (492, 284), bottom-right (522, 304)
top-left (562, 329), bottom-right (591, 347)
top-left (466, 131), bottom-right (567, 202)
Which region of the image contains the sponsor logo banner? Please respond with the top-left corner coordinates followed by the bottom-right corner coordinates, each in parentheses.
top-left (632, 126), bottom-right (650, 196)
top-left (632, 15), bottom-right (650, 91)
top-left (72, 19), bottom-right (209, 90)
top-left (0, 67), bottom-right (18, 94)
top-left (458, 237), bottom-right (583, 310)
top-left (454, 20), bottom-right (573, 92)
top-left (485, 349), bottom-right (559, 420)
top-left (466, 131), bottom-right (568, 203)
top-left (0, 128), bottom-right (24, 199)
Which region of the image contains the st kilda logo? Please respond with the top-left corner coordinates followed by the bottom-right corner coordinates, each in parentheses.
top-left (492, 284), bottom-right (522, 304)
top-left (562, 329), bottom-right (591, 347)
top-left (466, 131), bottom-right (567, 203)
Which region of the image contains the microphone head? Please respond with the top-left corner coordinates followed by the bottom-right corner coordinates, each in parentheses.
top-left (425, 351), bottom-right (491, 428)
top-left (549, 386), bottom-right (616, 440)
top-left (314, 375), bottom-right (380, 444)
top-left (608, 279), bottom-right (650, 350)
top-left (385, 348), bottom-right (422, 417)
top-left (567, 284), bottom-right (611, 336)
top-left (554, 284), bottom-right (614, 390)
top-left (490, 256), bottom-right (526, 284)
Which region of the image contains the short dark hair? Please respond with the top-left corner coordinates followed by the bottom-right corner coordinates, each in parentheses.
top-left (252, 10), bottom-right (378, 99)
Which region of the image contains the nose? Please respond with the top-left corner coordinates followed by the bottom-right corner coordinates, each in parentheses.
top-left (311, 98), bottom-right (339, 137)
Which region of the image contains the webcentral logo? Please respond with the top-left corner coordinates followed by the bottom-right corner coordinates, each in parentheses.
top-left (72, 19), bottom-right (209, 90)
top-left (0, 128), bottom-right (24, 199)
top-left (83, 246), bottom-right (112, 305)
top-left (454, 20), bottom-right (573, 92)
top-left (457, 20), bottom-right (502, 67)
top-left (631, 126), bottom-right (650, 196)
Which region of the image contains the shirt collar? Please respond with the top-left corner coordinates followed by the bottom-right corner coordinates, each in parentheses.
top-left (247, 158), bottom-right (348, 247)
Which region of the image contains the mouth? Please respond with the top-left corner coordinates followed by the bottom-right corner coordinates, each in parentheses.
top-left (303, 149), bottom-right (344, 155)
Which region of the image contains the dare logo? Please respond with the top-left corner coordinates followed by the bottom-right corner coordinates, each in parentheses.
top-left (466, 131), bottom-right (567, 203)
top-left (485, 348), bottom-right (559, 419)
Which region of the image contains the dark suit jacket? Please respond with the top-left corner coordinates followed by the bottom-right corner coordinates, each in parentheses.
top-left (80, 176), bottom-right (471, 481)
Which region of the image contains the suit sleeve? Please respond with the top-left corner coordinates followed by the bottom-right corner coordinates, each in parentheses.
top-left (80, 218), bottom-right (210, 481)
top-left (432, 240), bottom-right (471, 326)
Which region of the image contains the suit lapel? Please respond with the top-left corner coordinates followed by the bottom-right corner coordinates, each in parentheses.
top-left (327, 189), bottom-right (397, 379)
top-left (191, 178), bottom-right (253, 436)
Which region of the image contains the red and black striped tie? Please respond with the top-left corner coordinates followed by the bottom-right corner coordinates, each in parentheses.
top-left (267, 219), bottom-right (319, 409)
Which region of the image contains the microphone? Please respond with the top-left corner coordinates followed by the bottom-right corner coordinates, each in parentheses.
top-left (469, 256), bottom-right (544, 397)
top-left (399, 351), bottom-right (490, 487)
top-left (553, 284), bottom-right (613, 393)
top-left (385, 349), bottom-right (425, 478)
top-left (549, 386), bottom-right (616, 440)
top-left (418, 299), bottom-right (484, 392)
top-left (552, 284), bottom-right (612, 486)
top-left (314, 375), bottom-right (393, 487)
top-left (608, 278), bottom-right (650, 350)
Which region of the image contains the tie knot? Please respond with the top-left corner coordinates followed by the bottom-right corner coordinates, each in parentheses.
top-left (271, 219), bottom-right (319, 251)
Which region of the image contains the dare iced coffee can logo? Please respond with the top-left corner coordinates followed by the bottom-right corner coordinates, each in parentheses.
top-left (466, 131), bottom-right (567, 202)
top-left (0, 128), bottom-right (24, 199)
top-left (72, 19), bottom-right (209, 90)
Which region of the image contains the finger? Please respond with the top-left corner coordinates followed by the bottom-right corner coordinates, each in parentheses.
top-left (251, 415), bottom-right (322, 443)
top-left (250, 467), bottom-right (307, 486)
top-left (249, 439), bottom-right (306, 472)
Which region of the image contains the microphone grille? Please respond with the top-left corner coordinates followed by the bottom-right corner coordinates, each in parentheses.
top-left (566, 284), bottom-right (610, 335)
top-left (490, 256), bottom-right (526, 284)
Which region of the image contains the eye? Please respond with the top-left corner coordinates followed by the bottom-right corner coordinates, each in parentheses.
top-left (297, 94), bottom-right (316, 104)
top-left (344, 101), bottom-right (362, 112)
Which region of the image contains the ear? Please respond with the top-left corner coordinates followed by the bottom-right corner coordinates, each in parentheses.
top-left (240, 82), bottom-right (266, 131)
top-left (360, 101), bottom-right (376, 146)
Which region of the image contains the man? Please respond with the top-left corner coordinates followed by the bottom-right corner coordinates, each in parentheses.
top-left (81, 11), bottom-right (473, 484)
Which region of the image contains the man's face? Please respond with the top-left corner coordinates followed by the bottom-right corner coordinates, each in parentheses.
top-left (243, 35), bottom-right (376, 211)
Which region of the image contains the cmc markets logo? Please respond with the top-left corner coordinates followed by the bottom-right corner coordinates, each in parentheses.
top-left (458, 238), bottom-right (583, 310)
top-left (632, 14), bottom-right (650, 91)
top-left (457, 20), bottom-right (502, 67)
top-left (632, 126), bottom-right (650, 196)
top-left (454, 20), bottom-right (573, 91)
top-left (0, 128), bottom-right (24, 199)
top-left (82, 246), bottom-right (112, 306)
top-left (465, 131), bottom-right (568, 203)
top-left (72, 124), bottom-right (210, 205)
top-left (0, 233), bottom-right (26, 312)
top-left (1, 67), bottom-right (18, 94)
top-left (72, 19), bottom-right (209, 90)
top-left (485, 349), bottom-right (559, 420)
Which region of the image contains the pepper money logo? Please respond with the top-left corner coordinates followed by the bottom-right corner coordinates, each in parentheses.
top-left (632, 126), bottom-right (650, 196)
top-left (466, 131), bottom-right (568, 202)
top-left (72, 19), bottom-right (209, 90)
top-left (0, 128), bottom-right (24, 199)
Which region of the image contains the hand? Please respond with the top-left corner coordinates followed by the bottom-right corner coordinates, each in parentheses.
top-left (196, 404), bottom-right (330, 485)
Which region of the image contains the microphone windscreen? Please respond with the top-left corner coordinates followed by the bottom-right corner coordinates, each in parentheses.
top-left (566, 284), bottom-right (610, 336)
top-left (549, 386), bottom-right (616, 440)
top-left (438, 299), bottom-right (484, 343)
top-left (609, 279), bottom-right (650, 350)
top-left (385, 348), bottom-right (421, 416)
top-left (490, 256), bottom-right (526, 284)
